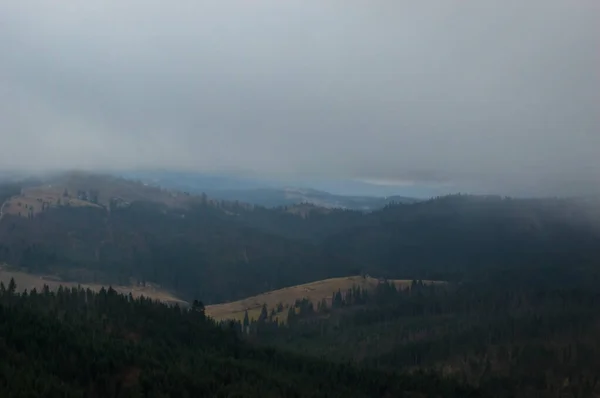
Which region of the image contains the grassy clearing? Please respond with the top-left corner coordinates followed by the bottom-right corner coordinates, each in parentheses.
top-left (205, 276), bottom-right (444, 323)
top-left (54, 172), bottom-right (193, 208)
top-left (3, 186), bottom-right (101, 218)
top-left (1, 174), bottom-right (197, 219)
top-left (0, 266), bottom-right (187, 306)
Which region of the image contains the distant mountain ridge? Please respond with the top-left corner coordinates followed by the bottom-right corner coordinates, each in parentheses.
top-left (120, 171), bottom-right (419, 210)
top-left (202, 187), bottom-right (418, 210)
top-left (2, 172), bottom-right (600, 305)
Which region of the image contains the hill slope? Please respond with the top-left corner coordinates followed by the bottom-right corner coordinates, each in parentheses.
top-left (206, 275), bottom-right (442, 322)
top-left (121, 170), bottom-right (419, 210)
top-left (0, 200), bottom-right (354, 303)
top-left (0, 265), bottom-right (185, 305)
top-left (322, 195), bottom-right (600, 281)
top-left (204, 187), bottom-right (418, 210)
top-left (1, 175), bottom-right (600, 306)
top-left (0, 283), bottom-right (474, 397)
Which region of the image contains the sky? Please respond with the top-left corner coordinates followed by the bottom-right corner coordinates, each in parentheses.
top-left (0, 1), bottom-right (598, 196)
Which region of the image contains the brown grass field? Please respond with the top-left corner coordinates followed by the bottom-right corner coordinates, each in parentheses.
top-left (0, 173), bottom-right (199, 219)
top-left (0, 265), bottom-right (443, 322)
top-left (205, 276), bottom-right (444, 323)
top-left (2, 186), bottom-right (101, 218)
top-left (0, 266), bottom-right (187, 306)
top-left (53, 172), bottom-right (192, 208)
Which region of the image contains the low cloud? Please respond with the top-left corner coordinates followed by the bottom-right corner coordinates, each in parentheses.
top-left (0, 1), bottom-right (598, 196)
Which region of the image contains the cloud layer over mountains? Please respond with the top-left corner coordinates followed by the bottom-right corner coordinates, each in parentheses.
top-left (1, 1), bottom-right (598, 195)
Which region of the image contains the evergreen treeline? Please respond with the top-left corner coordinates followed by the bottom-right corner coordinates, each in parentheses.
top-left (239, 276), bottom-right (600, 397)
top-left (1, 180), bottom-right (600, 396)
top-left (1, 181), bottom-right (599, 304)
top-left (0, 279), bottom-right (474, 397)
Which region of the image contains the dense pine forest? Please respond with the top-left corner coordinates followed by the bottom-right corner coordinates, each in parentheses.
top-left (0, 280), bottom-right (474, 397)
top-left (239, 275), bottom-right (600, 397)
top-left (1, 177), bottom-right (600, 396)
top-left (0, 179), bottom-right (599, 304)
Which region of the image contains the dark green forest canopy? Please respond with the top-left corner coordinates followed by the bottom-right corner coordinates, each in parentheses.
top-left (238, 278), bottom-right (600, 397)
top-left (0, 281), bottom-right (475, 397)
top-left (0, 180), bottom-right (599, 303)
top-left (1, 180), bottom-right (600, 397)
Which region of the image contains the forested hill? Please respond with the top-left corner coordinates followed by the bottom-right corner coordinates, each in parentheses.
top-left (323, 195), bottom-right (600, 282)
top-left (0, 202), bottom-right (352, 303)
top-left (0, 281), bottom-right (475, 397)
top-left (1, 177), bottom-right (600, 304)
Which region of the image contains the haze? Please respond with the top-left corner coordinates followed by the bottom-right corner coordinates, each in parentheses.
top-left (0, 1), bottom-right (598, 196)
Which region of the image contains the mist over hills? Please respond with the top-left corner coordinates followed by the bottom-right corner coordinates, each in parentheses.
top-left (202, 187), bottom-right (419, 210)
top-left (1, 172), bottom-right (600, 395)
top-left (119, 170), bottom-right (424, 210)
top-left (1, 172), bottom-right (600, 304)
top-left (0, 0), bottom-right (597, 394)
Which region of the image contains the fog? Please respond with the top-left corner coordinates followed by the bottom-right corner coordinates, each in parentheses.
top-left (0, 1), bottom-right (598, 196)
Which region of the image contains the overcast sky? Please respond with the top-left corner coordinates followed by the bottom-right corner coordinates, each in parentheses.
top-left (0, 1), bottom-right (598, 195)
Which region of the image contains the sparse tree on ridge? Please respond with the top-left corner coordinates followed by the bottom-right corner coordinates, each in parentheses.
top-left (258, 303), bottom-right (268, 323)
top-left (243, 310), bottom-right (250, 329)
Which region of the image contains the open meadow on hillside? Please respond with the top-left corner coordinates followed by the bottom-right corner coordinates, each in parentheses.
top-left (0, 265), bottom-right (187, 306)
top-left (205, 275), bottom-right (443, 323)
top-left (0, 173), bottom-right (202, 219)
top-left (2, 186), bottom-right (101, 218)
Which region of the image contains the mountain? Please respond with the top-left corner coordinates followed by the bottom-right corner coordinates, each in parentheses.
top-left (3, 172), bottom-right (600, 396)
top-left (120, 170), bottom-right (420, 210)
top-left (241, 271), bottom-right (600, 397)
top-left (323, 194), bottom-right (600, 281)
top-left (120, 170), bottom-right (272, 192)
top-left (203, 187), bottom-right (418, 210)
top-left (0, 284), bottom-right (473, 397)
top-left (205, 275), bottom-right (439, 323)
top-left (1, 173), bottom-right (600, 305)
